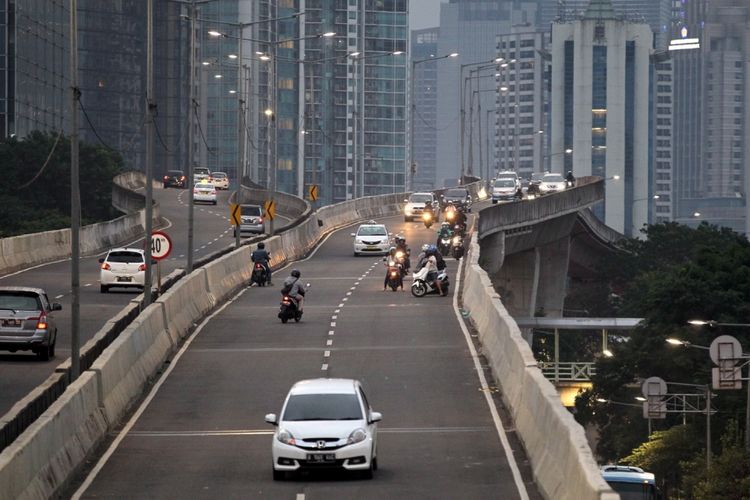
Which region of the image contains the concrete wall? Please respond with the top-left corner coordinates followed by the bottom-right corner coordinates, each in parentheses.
top-left (0, 171), bottom-right (160, 276)
top-left (461, 234), bottom-right (617, 500)
top-left (0, 190), bottom-right (408, 499)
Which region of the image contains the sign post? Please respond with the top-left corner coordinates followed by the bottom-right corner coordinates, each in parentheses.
top-left (150, 230), bottom-right (172, 295)
top-left (263, 199), bottom-right (276, 234)
top-left (230, 203), bottom-right (242, 248)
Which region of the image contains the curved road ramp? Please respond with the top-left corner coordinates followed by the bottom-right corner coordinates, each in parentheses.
top-left (0, 189), bottom-right (410, 499)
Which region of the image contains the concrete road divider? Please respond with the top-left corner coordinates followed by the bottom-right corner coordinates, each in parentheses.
top-left (89, 302), bottom-right (172, 424)
top-left (461, 234), bottom-right (617, 500)
top-left (0, 372), bottom-right (107, 500)
top-left (0, 171), bottom-right (160, 276)
top-left (156, 269), bottom-right (215, 342)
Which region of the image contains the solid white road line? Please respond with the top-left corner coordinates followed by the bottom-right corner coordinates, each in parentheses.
top-left (452, 257), bottom-right (530, 500)
top-left (72, 282), bottom-right (249, 499)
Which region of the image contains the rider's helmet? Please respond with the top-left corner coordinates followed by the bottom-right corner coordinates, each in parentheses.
top-left (427, 244), bottom-right (438, 254)
top-left (389, 246), bottom-right (397, 255)
top-left (441, 222), bottom-right (451, 229)
top-left (421, 244), bottom-right (430, 252)
top-left (291, 269), bottom-right (301, 278)
top-left (258, 242), bottom-right (265, 249)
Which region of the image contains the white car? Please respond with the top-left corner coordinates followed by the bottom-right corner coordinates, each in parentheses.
top-left (194, 173), bottom-right (210, 185)
top-left (193, 182), bottom-right (217, 205)
top-left (211, 171), bottom-right (229, 190)
top-left (265, 378), bottom-right (381, 480)
top-left (351, 221), bottom-right (391, 256)
top-left (403, 192), bottom-right (437, 222)
top-left (99, 248), bottom-right (146, 293)
top-left (539, 173), bottom-right (567, 194)
top-left (495, 170), bottom-right (521, 190)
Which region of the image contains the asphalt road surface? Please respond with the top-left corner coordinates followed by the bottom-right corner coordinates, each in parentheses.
top-left (0, 186), bottom-right (290, 417)
top-left (69, 210), bottom-right (542, 499)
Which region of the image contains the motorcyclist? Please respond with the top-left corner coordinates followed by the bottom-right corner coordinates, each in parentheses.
top-left (394, 235), bottom-right (411, 272)
top-left (453, 209), bottom-right (468, 236)
top-left (437, 222), bottom-right (453, 244)
top-left (415, 244), bottom-right (430, 270)
top-left (251, 241), bottom-right (272, 285)
top-left (383, 247), bottom-right (404, 291)
top-left (424, 253), bottom-right (446, 297)
top-left (282, 269), bottom-right (305, 312)
top-left (565, 170), bottom-right (576, 188)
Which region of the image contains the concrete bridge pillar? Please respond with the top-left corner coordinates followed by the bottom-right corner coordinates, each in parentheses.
top-left (488, 235), bottom-right (571, 320)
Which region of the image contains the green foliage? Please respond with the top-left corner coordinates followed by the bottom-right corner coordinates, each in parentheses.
top-left (683, 422), bottom-right (750, 499)
top-left (0, 131), bottom-right (123, 237)
top-left (622, 425), bottom-right (703, 498)
top-left (571, 222), bottom-right (750, 493)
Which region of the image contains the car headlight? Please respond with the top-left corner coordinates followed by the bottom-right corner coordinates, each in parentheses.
top-left (277, 429), bottom-right (296, 445)
top-left (347, 428), bottom-right (367, 445)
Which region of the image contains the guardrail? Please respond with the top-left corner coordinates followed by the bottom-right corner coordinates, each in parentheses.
top-left (461, 233), bottom-right (617, 500)
top-left (477, 176), bottom-right (604, 240)
top-left (0, 186), bottom-right (410, 499)
top-left (0, 171), bottom-right (160, 276)
top-left (539, 362), bottom-right (597, 383)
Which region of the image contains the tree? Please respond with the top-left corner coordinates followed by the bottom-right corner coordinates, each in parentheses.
top-left (0, 132), bottom-right (123, 236)
top-left (683, 422), bottom-right (750, 499)
top-left (623, 424), bottom-right (703, 498)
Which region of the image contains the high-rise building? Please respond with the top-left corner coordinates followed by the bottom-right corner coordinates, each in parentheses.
top-left (539, 0), bottom-right (671, 48)
top-left (671, 0), bottom-right (749, 234)
top-left (436, 0), bottom-right (540, 187)
top-left (494, 28), bottom-right (549, 180)
top-left (550, 0), bottom-right (654, 236)
top-left (0, 1), bottom-right (189, 174)
top-left (411, 27), bottom-right (440, 190)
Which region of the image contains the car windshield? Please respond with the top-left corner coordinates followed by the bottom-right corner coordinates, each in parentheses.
top-left (0, 292), bottom-right (41, 311)
top-left (194, 168), bottom-right (210, 175)
top-left (531, 173), bottom-right (545, 181)
top-left (195, 183), bottom-right (213, 189)
top-left (495, 179), bottom-right (516, 188)
top-left (167, 171), bottom-right (183, 176)
top-left (543, 174), bottom-right (565, 182)
top-left (409, 194), bottom-right (433, 203)
top-left (241, 206), bottom-right (261, 216)
top-left (445, 189), bottom-right (468, 197)
top-left (107, 251), bottom-right (144, 264)
top-left (282, 394), bottom-right (363, 421)
top-left (212, 172), bottom-right (226, 178)
top-left (358, 226), bottom-right (387, 236)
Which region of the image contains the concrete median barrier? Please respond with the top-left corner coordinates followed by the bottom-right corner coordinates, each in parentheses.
top-left (156, 269), bottom-right (215, 342)
top-left (462, 234), bottom-right (617, 500)
top-left (0, 371), bottom-right (107, 500)
top-left (0, 171), bottom-right (160, 276)
top-left (89, 302), bottom-right (172, 424)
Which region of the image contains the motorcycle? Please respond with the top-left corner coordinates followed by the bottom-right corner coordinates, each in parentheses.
top-left (251, 262), bottom-right (268, 286)
top-left (422, 210), bottom-right (434, 229)
top-left (278, 283), bottom-right (310, 323)
top-left (411, 265), bottom-right (450, 297)
top-left (438, 236), bottom-right (452, 256)
top-left (384, 257), bottom-right (404, 291)
top-left (451, 235), bottom-right (464, 260)
top-left (394, 248), bottom-right (410, 275)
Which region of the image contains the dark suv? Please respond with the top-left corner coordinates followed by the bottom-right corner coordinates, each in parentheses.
top-left (0, 287), bottom-right (61, 360)
top-left (163, 170), bottom-right (186, 188)
top-left (441, 188), bottom-right (472, 212)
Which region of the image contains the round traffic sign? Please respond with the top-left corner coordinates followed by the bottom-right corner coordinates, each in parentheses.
top-left (710, 335), bottom-right (742, 366)
top-left (642, 376), bottom-right (668, 398)
top-left (150, 231), bottom-right (172, 260)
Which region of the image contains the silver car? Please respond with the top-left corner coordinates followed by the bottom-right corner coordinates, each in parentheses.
top-left (234, 204), bottom-right (264, 236)
top-left (0, 287), bottom-right (61, 360)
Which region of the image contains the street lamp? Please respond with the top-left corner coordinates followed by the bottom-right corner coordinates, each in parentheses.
top-left (409, 52), bottom-right (459, 190)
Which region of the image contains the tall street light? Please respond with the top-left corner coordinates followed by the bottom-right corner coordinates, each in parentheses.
top-left (409, 52), bottom-right (458, 191)
top-left (69, 0), bottom-right (81, 380)
top-left (459, 59), bottom-right (501, 179)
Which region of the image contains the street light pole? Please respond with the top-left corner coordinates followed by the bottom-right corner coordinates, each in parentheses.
top-left (144, 0), bottom-right (154, 305)
top-left (69, 0), bottom-right (81, 381)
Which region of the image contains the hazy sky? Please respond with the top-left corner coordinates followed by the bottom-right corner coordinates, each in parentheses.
top-left (410, 0), bottom-right (442, 31)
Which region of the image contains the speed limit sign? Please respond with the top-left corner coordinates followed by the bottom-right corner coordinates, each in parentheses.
top-left (150, 231), bottom-right (172, 260)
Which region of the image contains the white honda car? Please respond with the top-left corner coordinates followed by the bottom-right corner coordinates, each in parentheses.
top-left (193, 181), bottom-right (217, 205)
top-left (265, 378), bottom-right (381, 480)
top-left (351, 221), bottom-right (391, 256)
top-left (99, 248), bottom-right (146, 293)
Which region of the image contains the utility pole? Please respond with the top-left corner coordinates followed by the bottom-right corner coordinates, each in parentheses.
top-left (186, 2), bottom-right (197, 273)
top-left (144, 0), bottom-right (154, 306)
top-left (69, 0), bottom-right (81, 381)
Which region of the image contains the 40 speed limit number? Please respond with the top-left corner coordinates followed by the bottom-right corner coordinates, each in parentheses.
top-left (150, 231), bottom-right (172, 260)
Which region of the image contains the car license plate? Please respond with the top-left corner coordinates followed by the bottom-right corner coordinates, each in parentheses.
top-left (116, 276), bottom-right (132, 282)
top-left (306, 453), bottom-right (336, 463)
top-left (367, 245), bottom-right (379, 250)
top-left (1, 319), bottom-right (22, 327)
